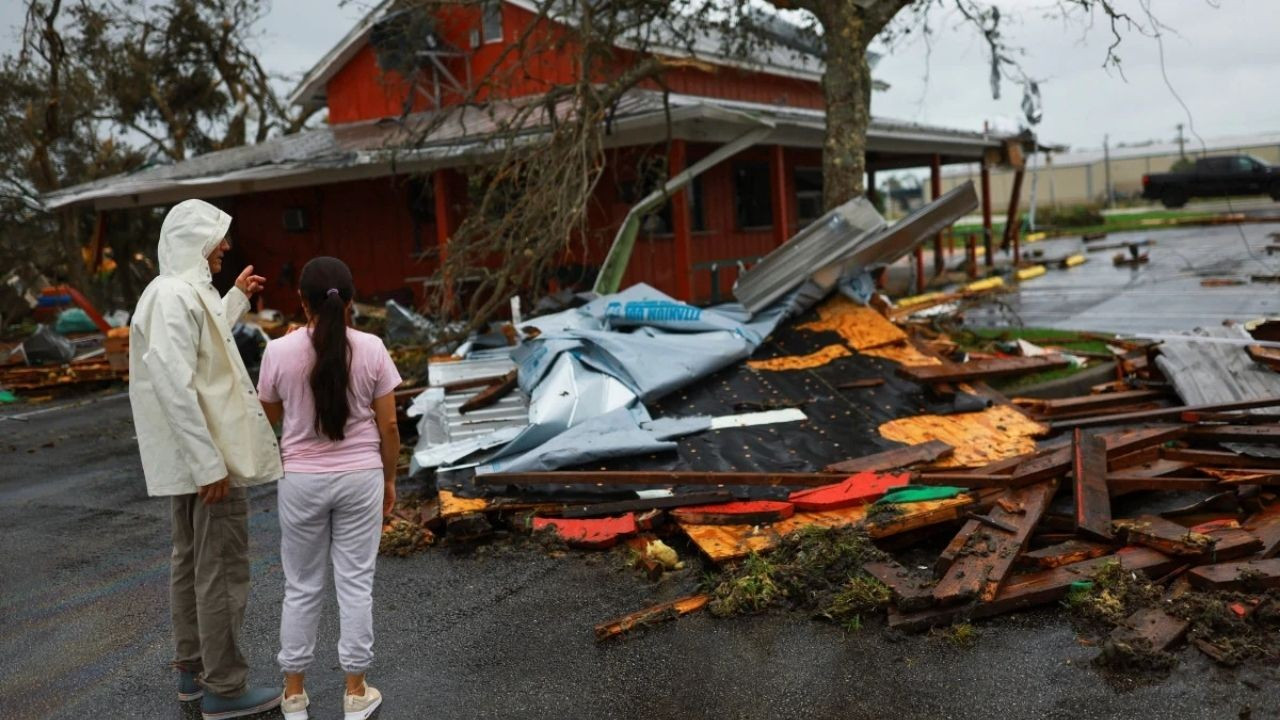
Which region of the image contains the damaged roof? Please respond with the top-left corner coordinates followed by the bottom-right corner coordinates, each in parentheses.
top-left (44, 89), bottom-right (1005, 212)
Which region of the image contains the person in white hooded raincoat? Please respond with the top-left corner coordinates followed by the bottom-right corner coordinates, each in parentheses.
top-left (129, 199), bottom-right (285, 719)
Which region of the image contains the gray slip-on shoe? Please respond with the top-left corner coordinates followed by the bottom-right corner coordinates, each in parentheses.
top-left (178, 669), bottom-right (203, 702)
top-left (201, 686), bottom-right (283, 720)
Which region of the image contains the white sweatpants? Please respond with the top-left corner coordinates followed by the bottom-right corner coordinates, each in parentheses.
top-left (277, 469), bottom-right (384, 674)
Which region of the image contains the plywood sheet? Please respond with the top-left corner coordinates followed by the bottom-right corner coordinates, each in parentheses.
top-left (747, 344), bottom-right (851, 371)
top-left (438, 490), bottom-right (490, 518)
top-left (877, 405), bottom-right (1047, 468)
top-left (796, 296), bottom-right (907, 350)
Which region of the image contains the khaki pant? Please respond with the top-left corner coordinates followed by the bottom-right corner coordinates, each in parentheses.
top-left (170, 487), bottom-right (250, 696)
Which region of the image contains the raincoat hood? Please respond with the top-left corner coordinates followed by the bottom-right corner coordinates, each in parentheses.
top-left (158, 199), bottom-right (231, 284)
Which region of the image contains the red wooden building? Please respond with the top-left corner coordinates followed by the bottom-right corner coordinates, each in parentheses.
top-left (47, 1), bottom-right (1014, 314)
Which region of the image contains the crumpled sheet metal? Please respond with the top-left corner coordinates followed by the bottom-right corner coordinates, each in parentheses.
top-left (877, 405), bottom-right (1047, 468)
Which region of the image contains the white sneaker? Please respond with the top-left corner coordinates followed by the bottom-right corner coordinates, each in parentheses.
top-left (344, 683), bottom-right (382, 720)
top-left (282, 690), bottom-right (310, 720)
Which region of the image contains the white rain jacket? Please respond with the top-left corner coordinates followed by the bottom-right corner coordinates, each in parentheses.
top-left (129, 199), bottom-right (282, 496)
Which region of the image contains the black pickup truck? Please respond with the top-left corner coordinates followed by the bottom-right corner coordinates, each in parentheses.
top-left (1142, 155), bottom-right (1280, 208)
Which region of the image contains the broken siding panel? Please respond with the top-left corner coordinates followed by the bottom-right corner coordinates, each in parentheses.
top-left (1155, 326), bottom-right (1280, 408)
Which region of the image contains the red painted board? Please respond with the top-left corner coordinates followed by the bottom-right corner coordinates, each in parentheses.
top-left (670, 500), bottom-right (795, 525)
top-left (788, 471), bottom-right (909, 511)
top-left (532, 514), bottom-right (638, 549)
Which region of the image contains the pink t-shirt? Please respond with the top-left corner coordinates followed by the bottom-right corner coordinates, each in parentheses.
top-left (257, 327), bottom-right (402, 474)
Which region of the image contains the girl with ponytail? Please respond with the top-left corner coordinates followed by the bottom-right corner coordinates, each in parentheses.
top-left (257, 257), bottom-right (400, 720)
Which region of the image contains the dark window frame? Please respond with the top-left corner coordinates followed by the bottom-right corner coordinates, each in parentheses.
top-left (794, 166), bottom-right (823, 228)
top-left (733, 163), bottom-right (774, 231)
top-left (482, 1), bottom-right (503, 43)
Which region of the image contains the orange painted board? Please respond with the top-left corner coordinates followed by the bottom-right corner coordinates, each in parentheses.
top-left (788, 471), bottom-right (909, 511)
top-left (532, 514), bottom-right (638, 549)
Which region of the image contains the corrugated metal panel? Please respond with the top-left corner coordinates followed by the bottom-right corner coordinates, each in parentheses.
top-left (425, 347), bottom-right (529, 445)
top-left (1153, 326), bottom-right (1280, 458)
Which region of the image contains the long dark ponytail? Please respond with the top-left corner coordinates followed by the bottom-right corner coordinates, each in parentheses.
top-left (299, 257), bottom-right (355, 441)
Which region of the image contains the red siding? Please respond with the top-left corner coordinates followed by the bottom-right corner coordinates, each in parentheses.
top-left (215, 145), bottom-right (822, 310)
top-left (324, 3), bottom-right (823, 123)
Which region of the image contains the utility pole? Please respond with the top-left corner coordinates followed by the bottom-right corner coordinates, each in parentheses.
top-left (1176, 123), bottom-right (1186, 160)
top-left (1103, 134), bottom-right (1113, 208)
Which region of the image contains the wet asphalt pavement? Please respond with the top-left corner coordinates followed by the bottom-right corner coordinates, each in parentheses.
top-left (967, 221), bottom-right (1280, 335)
top-left (4, 392), bottom-right (1280, 720)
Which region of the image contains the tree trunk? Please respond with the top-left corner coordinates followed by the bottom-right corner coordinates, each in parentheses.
top-left (816, 6), bottom-right (872, 211)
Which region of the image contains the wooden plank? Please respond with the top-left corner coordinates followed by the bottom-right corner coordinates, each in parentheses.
top-left (477, 471), bottom-right (848, 488)
top-left (1107, 476), bottom-right (1222, 495)
top-left (891, 547), bottom-right (1179, 632)
top-left (1010, 446), bottom-right (1072, 484)
top-left (1161, 447), bottom-right (1280, 468)
top-left (893, 525), bottom-right (1263, 632)
top-left (1108, 458), bottom-right (1194, 478)
top-left (1180, 410), bottom-right (1280, 424)
top-left (1073, 429), bottom-right (1113, 541)
top-left (898, 355), bottom-right (1070, 384)
top-left (559, 492), bottom-right (733, 519)
top-left (671, 501), bottom-right (795, 525)
top-left (863, 560), bottom-right (936, 612)
top-left (823, 440), bottom-right (954, 474)
top-left (1186, 425), bottom-right (1280, 444)
top-left (1051, 396), bottom-right (1280, 430)
top-left (910, 472), bottom-right (1038, 489)
top-left (932, 481), bottom-right (1057, 605)
top-left (1099, 425), bottom-right (1187, 456)
top-left (1106, 608), bottom-right (1190, 653)
top-left (1187, 559), bottom-right (1280, 591)
top-left (593, 594), bottom-right (709, 641)
top-left (1017, 389), bottom-right (1169, 417)
top-left (1018, 539), bottom-right (1113, 569)
top-left (1113, 515), bottom-right (1217, 557)
top-left (1244, 503), bottom-right (1280, 559)
top-left (458, 369), bottom-right (518, 414)
top-left (1107, 445), bottom-right (1160, 471)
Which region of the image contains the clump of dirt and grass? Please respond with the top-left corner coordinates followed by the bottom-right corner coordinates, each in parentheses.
top-left (931, 622), bottom-right (980, 648)
top-left (1066, 561), bottom-right (1280, 676)
top-left (707, 525), bottom-right (891, 628)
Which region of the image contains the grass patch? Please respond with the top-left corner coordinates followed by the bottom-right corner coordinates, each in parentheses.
top-left (951, 207), bottom-right (1226, 242)
top-left (932, 622), bottom-right (980, 648)
top-left (951, 327), bottom-right (1114, 392)
top-left (708, 525), bottom-right (891, 625)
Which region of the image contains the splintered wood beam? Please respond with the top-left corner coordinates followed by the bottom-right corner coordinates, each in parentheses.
top-left (1016, 389), bottom-right (1170, 418)
top-left (1113, 515), bottom-right (1217, 557)
top-left (1051, 396), bottom-right (1280, 430)
top-left (863, 560), bottom-right (937, 613)
top-left (458, 369), bottom-right (518, 414)
top-left (1107, 476), bottom-right (1221, 495)
top-left (1105, 608), bottom-right (1190, 654)
top-left (1099, 425), bottom-right (1187, 456)
top-left (1244, 503), bottom-right (1280, 559)
top-left (1018, 539), bottom-right (1114, 570)
top-left (910, 472), bottom-right (1035, 489)
top-left (823, 440), bottom-right (954, 474)
top-left (897, 355), bottom-right (1070, 384)
top-left (1073, 429), bottom-right (1113, 541)
top-left (932, 480), bottom-right (1057, 605)
top-left (1161, 448), bottom-right (1280, 468)
top-left (1187, 559), bottom-right (1280, 592)
top-left (593, 594), bottom-right (709, 641)
top-left (1186, 425), bottom-right (1280, 444)
top-left (1010, 447), bottom-right (1072, 484)
top-left (559, 492), bottom-right (733, 519)
top-left (476, 471), bottom-right (848, 487)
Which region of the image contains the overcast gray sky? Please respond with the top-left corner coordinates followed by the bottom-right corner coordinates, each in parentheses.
top-left (2, 0), bottom-right (1275, 155)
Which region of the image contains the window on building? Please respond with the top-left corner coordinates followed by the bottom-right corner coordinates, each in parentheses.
top-left (482, 1), bottom-right (503, 43)
top-left (794, 167), bottom-right (823, 227)
top-left (734, 164), bottom-right (773, 230)
top-left (639, 177), bottom-right (707, 234)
